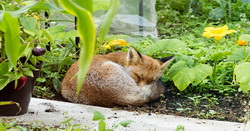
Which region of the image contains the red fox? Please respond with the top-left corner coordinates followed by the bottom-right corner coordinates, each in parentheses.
top-left (61, 47), bottom-right (174, 107)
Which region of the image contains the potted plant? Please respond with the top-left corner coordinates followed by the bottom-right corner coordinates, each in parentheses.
top-left (0, 1), bottom-right (58, 116)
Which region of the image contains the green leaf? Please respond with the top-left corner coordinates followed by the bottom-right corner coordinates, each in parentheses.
top-left (0, 2), bottom-right (61, 21)
top-left (42, 29), bottom-right (54, 42)
top-left (227, 47), bottom-right (247, 61)
top-left (23, 29), bottom-right (36, 37)
top-left (0, 62), bottom-right (9, 75)
top-left (0, 101), bottom-right (18, 105)
top-left (93, 0), bottom-right (110, 11)
top-left (98, 0), bottom-right (119, 44)
top-left (169, 61), bottom-right (195, 91)
top-left (72, 0), bottom-right (93, 13)
top-left (19, 16), bottom-right (37, 32)
top-left (93, 111), bottom-right (105, 121)
top-left (60, 116), bottom-right (74, 124)
top-left (47, 25), bottom-right (78, 42)
top-left (0, 62), bottom-right (22, 90)
top-left (169, 61), bottom-right (212, 91)
top-left (19, 43), bottom-right (33, 58)
top-left (234, 62), bottom-right (250, 92)
top-left (211, 51), bottom-right (231, 61)
top-left (209, 7), bottom-right (225, 21)
top-left (119, 120), bottom-right (134, 127)
top-left (21, 68), bottom-right (34, 77)
top-left (59, 0), bottom-right (96, 94)
top-left (52, 0), bottom-right (60, 7)
top-left (143, 39), bottom-right (187, 54)
top-left (0, 12), bottom-right (20, 70)
top-left (36, 56), bottom-right (49, 62)
top-left (192, 64), bottom-right (212, 85)
top-left (247, 3), bottom-right (250, 10)
top-left (36, 78), bottom-right (46, 83)
top-left (29, 2), bottom-right (61, 11)
top-left (98, 120), bottom-right (106, 131)
top-left (47, 25), bottom-right (67, 34)
top-left (52, 78), bottom-right (61, 92)
top-left (0, 2), bottom-right (37, 21)
top-left (239, 34), bottom-right (250, 41)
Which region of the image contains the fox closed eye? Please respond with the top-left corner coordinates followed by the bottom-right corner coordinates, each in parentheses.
top-left (134, 73), bottom-right (140, 79)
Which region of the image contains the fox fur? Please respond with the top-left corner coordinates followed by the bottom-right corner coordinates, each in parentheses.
top-left (61, 47), bottom-right (174, 107)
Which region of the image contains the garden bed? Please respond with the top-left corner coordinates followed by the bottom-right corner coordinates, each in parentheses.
top-left (119, 86), bottom-right (250, 123)
top-left (34, 85), bottom-right (250, 123)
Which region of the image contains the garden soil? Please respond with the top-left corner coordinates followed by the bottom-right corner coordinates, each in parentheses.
top-left (34, 85), bottom-right (250, 123)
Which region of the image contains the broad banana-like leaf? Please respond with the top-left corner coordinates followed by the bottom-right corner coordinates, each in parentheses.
top-left (59, 0), bottom-right (96, 94)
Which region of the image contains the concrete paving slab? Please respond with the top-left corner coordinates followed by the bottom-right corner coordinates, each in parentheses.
top-left (1, 98), bottom-right (249, 131)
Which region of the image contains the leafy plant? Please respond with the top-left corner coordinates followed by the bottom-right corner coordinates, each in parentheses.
top-left (0, 1), bottom-right (59, 91)
top-left (175, 125), bottom-right (185, 131)
top-left (92, 110), bottom-right (133, 131)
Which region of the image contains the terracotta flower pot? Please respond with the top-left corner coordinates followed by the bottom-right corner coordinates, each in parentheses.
top-left (0, 64), bottom-right (42, 116)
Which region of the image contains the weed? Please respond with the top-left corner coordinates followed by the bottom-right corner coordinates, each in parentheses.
top-left (175, 125), bottom-right (185, 131)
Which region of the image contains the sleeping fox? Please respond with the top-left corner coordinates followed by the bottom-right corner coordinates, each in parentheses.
top-left (61, 47), bottom-right (174, 107)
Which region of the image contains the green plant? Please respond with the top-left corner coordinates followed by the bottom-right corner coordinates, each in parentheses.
top-left (234, 34), bottom-right (250, 92)
top-left (92, 111), bottom-right (133, 131)
top-left (188, 95), bottom-right (202, 111)
top-left (0, 1), bottom-right (60, 106)
top-left (129, 20), bottom-right (250, 95)
top-left (34, 25), bottom-right (78, 94)
top-left (175, 125), bottom-right (185, 131)
top-left (60, 113), bottom-right (83, 131)
top-left (0, 110), bottom-right (133, 131)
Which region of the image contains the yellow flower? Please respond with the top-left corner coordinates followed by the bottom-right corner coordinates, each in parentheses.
top-left (202, 25), bottom-right (235, 41)
top-left (237, 40), bottom-right (247, 46)
top-left (104, 45), bottom-right (111, 50)
top-left (108, 39), bottom-right (129, 46)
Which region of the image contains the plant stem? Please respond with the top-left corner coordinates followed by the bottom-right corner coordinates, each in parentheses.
top-left (212, 60), bottom-right (218, 85)
top-left (243, 46), bottom-right (250, 62)
top-left (228, 0), bottom-right (232, 22)
top-left (244, 46), bottom-right (246, 59)
top-left (0, 31), bottom-right (5, 59)
top-left (216, 42), bottom-right (219, 52)
top-left (212, 40), bottom-right (220, 85)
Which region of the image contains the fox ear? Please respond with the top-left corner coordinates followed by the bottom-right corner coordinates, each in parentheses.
top-left (126, 47), bottom-right (142, 64)
top-left (159, 55), bottom-right (175, 68)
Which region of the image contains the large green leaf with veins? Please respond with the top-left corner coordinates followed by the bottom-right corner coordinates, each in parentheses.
top-left (234, 62), bottom-right (250, 92)
top-left (169, 61), bottom-right (212, 91)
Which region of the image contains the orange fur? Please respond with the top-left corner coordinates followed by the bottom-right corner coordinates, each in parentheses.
top-left (61, 47), bottom-right (174, 107)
